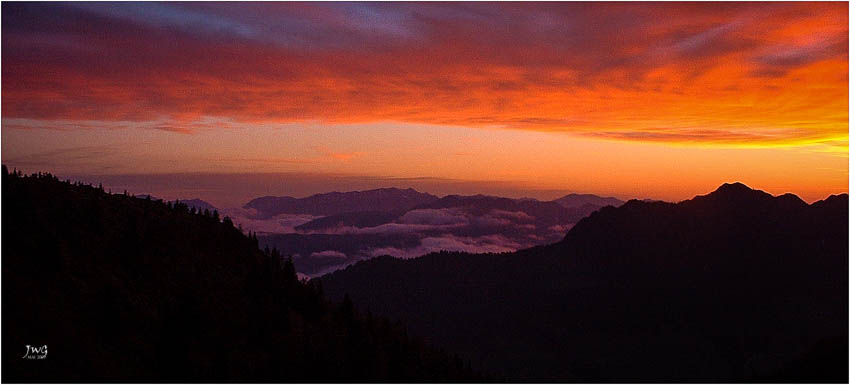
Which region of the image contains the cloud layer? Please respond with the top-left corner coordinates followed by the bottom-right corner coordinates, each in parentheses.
top-left (368, 234), bottom-right (522, 260)
top-left (250, 193), bottom-right (602, 277)
top-left (3, 3), bottom-right (846, 146)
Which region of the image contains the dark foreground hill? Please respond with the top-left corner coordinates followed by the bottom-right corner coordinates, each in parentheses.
top-left (320, 183), bottom-right (849, 382)
top-left (1, 167), bottom-right (484, 382)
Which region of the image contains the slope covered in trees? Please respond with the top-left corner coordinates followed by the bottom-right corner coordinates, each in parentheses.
top-left (1, 166), bottom-right (483, 382)
top-left (320, 183), bottom-right (848, 382)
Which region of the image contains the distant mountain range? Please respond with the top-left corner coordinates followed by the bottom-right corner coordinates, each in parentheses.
top-left (250, 189), bottom-right (626, 276)
top-left (553, 193), bottom-right (624, 208)
top-left (319, 183), bottom-right (848, 381)
top-left (243, 188), bottom-right (439, 218)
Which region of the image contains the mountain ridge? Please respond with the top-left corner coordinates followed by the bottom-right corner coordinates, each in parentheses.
top-left (252, 189), bottom-right (627, 275)
top-left (244, 187), bottom-right (439, 218)
top-left (554, 193), bottom-right (625, 208)
top-left (319, 182), bottom-right (848, 381)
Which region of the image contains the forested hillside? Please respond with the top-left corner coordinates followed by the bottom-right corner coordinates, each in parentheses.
top-left (1, 166), bottom-right (483, 382)
top-left (320, 183), bottom-right (849, 382)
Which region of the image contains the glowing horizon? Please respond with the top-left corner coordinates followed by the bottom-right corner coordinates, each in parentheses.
top-left (2, 2), bottom-right (847, 202)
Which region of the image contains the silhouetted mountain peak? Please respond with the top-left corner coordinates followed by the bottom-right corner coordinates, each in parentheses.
top-left (776, 192), bottom-right (808, 206)
top-left (719, 181), bottom-right (749, 189)
top-left (561, 182), bottom-right (842, 254)
top-left (683, 183), bottom-right (814, 213)
top-left (713, 181), bottom-right (755, 195)
top-left (689, 182), bottom-right (772, 203)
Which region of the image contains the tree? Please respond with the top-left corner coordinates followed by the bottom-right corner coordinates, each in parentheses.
top-left (341, 293), bottom-right (355, 324)
top-left (282, 256), bottom-right (296, 282)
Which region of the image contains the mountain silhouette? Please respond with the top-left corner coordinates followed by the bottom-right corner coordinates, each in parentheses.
top-left (319, 183), bottom-right (848, 382)
top-left (1, 167), bottom-right (484, 382)
top-left (294, 210), bottom-right (402, 232)
top-left (553, 193), bottom-right (624, 209)
top-left (258, 193), bottom-right (612, 276)
top-left (289, 194), bottom-right (601, 236)
top-left (243, 188), bottom-right (439, 219)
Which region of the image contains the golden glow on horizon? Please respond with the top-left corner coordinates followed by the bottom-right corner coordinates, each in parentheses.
top-left (2, 123), bottom-right (846, 203)
top-left (0, 2), bottom-right (847, 201)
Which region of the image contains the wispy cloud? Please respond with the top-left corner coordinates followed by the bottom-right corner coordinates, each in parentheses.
top-left (1, 3), bottom-right (845, 147)
top-left (5, 145), bottom-right (122, 172)
top-left (316, 146), bottom-right (364, 161)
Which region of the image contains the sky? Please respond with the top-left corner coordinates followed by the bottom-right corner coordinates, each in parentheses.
top-left (2, 2), bottom-right (847, 203)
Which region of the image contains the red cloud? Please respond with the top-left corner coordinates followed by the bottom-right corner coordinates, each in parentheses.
top-left (2, 2), bottom-right (846, 147)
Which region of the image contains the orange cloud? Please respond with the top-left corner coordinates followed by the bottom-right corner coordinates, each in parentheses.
top-left (328, 152), bottom-right (360, 161)
top-left (315, 146), bottom-right (363, 161)
top-left (2, 2), bottom-right (847, 148)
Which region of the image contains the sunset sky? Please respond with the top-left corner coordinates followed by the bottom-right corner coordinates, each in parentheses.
top-left (2, 2), bottom-right (847, 203)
